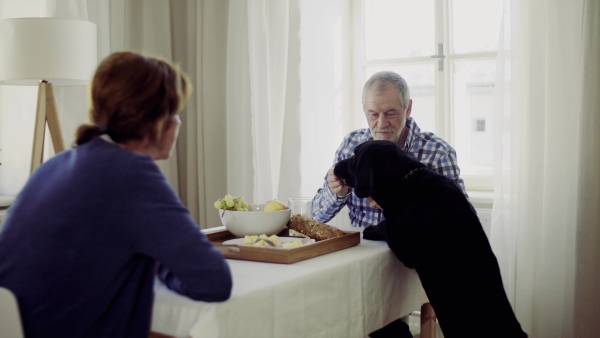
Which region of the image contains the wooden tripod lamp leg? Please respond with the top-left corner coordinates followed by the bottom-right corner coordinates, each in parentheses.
top-left (30, 81), bottom-right (65, 174)
top-left (44, 82), bottom-right (65, 153)
top-left (31, 82), bottom-right (48, 173)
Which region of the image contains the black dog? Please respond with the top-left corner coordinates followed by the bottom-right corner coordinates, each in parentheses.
top-left (334, 140), bottom-right (527, 338)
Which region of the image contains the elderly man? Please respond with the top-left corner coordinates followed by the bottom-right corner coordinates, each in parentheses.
top-left (312, 71), bottom-right (467, 228)
top-left (309, 71), bottom-right (467, 338)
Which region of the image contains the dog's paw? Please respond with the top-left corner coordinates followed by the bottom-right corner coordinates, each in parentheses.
top-left (362, 221), bottom-right (387, 241)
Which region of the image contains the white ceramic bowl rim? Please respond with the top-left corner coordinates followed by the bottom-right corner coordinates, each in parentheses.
top-left (218, 203), bottom-right (291, 237)
top-left (219, 203), bottom-right (290, 212)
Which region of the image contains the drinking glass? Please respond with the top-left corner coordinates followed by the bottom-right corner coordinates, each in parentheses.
top-left (288, 197), bottom-right (313, 216)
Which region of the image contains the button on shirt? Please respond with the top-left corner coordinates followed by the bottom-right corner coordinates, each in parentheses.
top-left (312, 118), bottom-right (467, 228)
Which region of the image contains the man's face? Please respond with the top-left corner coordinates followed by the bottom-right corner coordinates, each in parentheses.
top-left (363, 84), bottom-right (412, 144)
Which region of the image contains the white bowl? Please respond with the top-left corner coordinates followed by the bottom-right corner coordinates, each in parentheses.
top-left (218, 203), bottom-right (291, 237)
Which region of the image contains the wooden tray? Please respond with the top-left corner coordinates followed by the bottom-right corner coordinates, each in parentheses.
top-left (206, 228), bottom-right (360, 264)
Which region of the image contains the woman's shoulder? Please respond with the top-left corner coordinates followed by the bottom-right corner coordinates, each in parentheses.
top-left (85, 138), bottom-right (158, 168)
top-left (34, 138), bottom-right (163, 188)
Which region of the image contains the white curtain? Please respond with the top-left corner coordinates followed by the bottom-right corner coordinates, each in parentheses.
top-left (226, 0), bottom-right (300, 204)
top-left (574, 2), bottom-right (600, 336)
top-left (226, 0), bottom-right (359, 215)
top-left (491, 0), bottom-right (600, 337)
top-left (91, 0), bottom-right (231, 229)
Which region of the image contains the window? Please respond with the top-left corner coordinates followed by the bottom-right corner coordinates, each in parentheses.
top-left (360, 0), bottom-right (505, 191)
top-left (475, 119), bottom-right (486, 132)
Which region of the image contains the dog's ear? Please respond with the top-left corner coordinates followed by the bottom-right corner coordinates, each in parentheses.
top-left (352, 149), bottom-right (375, 198)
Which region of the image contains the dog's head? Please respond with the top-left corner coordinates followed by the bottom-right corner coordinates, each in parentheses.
top-left (333, 140), bottom-right (424, 200)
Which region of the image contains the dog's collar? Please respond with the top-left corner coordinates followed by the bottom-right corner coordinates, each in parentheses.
top-left (401, 167), bottom-right (426, 181)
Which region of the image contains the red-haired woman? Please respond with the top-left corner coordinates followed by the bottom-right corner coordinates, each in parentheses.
top-left (0, 52), bottom-right (232, 338)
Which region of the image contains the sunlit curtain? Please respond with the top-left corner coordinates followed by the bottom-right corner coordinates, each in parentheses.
top-left (226, 0), bottom-right (358, 219)
top-left (574, 2), bottom-right (600, 335)
top-left (90, 0), bottom-right (232, 228)
top-left (491, 0), bottom-right (600, 336)
top-left (226, 0), bottom-right (299, 204)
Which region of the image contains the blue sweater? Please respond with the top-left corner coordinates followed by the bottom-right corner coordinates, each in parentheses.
top-left (0, 138), bottom-right (232, 338)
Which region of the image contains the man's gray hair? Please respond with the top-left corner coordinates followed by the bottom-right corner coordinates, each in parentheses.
top-left (362, 71), bottom-right (411, 109)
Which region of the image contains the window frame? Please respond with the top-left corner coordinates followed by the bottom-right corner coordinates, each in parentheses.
top-left (356, 0), bottom-right (499, 193)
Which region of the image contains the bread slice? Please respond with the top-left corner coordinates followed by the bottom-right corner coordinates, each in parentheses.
top-left (287, 215), bottom-right (345, 240)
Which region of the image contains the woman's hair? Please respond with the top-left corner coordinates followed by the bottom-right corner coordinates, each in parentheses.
top-left (362, 71), bottom-right (411, 109)
top-left (75, 52), bottom-right (191, 145)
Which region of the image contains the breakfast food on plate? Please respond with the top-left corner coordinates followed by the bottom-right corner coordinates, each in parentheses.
top-left (242, 234), bottom-right (307, 248)
top-left (244, 234), bottom-right (278, 247)
top-left (286, 215), bottom-right (345, 240)
top-left (214, 194), bottom-right (249, 211)
top-left (252, 239), bottom-right (274, 247)
top-left (258, 234), bottom-right (280, 245)
top-left (244, 235), bottom-right (259, 244)
top-left (288, 229), bottom-right (306, 237)
top-left (263, 200), bottom-right (287, 211)
top-left (282, 240), bottom-right (304, 249)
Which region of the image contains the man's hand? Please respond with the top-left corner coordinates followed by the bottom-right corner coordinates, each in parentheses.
top-left (327, 168), bottom-right (382, 208)
top-left (367, 197), bottom-right (382, 209)
top-left (327, 167), bottom-right (350, 197)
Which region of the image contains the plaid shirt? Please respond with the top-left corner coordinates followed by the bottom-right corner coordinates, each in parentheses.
top-left (311, 118), bottom-right (467, 228)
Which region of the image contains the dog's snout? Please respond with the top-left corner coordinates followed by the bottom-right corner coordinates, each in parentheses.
top-left (334, 160), bottom-right (355, 189)
top-left (336, 177), bottom-right (353, 189)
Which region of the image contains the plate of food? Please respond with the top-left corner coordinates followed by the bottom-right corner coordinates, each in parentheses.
top-left (206, 213), bottom-right (360, 264)
top-left (222, 234), bottom-right (315, 249)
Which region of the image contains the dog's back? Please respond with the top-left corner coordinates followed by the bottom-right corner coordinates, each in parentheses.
top-left (334, 140), bottom-right (528, 338)
top-left (379, 163), bottom-right (481, 266)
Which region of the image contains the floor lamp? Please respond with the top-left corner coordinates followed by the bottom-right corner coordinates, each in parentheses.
top-left (0, 18), bottom-right (97, 173)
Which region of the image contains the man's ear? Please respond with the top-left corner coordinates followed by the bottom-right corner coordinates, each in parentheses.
top-left (405, 99), bottom-right (413, 119)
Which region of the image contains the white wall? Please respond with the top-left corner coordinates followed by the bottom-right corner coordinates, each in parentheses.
top-left (0, 86), bottom-right (38, 196)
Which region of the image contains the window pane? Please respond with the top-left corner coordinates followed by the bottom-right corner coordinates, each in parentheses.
top-left (365, 64), bottom-right (436, 133)
top-left (364, 0), bottom-right (434, 60)
top-left (451, 0), bottom-right (503, 54)
top-left (451, 60), bottom-right (496, 172)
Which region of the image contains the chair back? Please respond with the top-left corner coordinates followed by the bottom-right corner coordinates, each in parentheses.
top-left (0, 287), bottom-right (24, 338)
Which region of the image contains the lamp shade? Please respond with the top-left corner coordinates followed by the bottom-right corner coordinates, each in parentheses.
top-left (0, 18), bottom-right (97, 86)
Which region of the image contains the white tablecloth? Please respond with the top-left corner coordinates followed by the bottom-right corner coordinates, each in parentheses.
top-left (151, 226), bottom-right (428, 338)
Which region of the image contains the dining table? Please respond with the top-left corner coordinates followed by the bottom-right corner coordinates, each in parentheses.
top-left (150, 226), bottom-right (435, 338)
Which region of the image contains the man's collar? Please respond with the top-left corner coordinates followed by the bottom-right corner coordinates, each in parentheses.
top-left (404, 117), bottom-right (417, 150)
